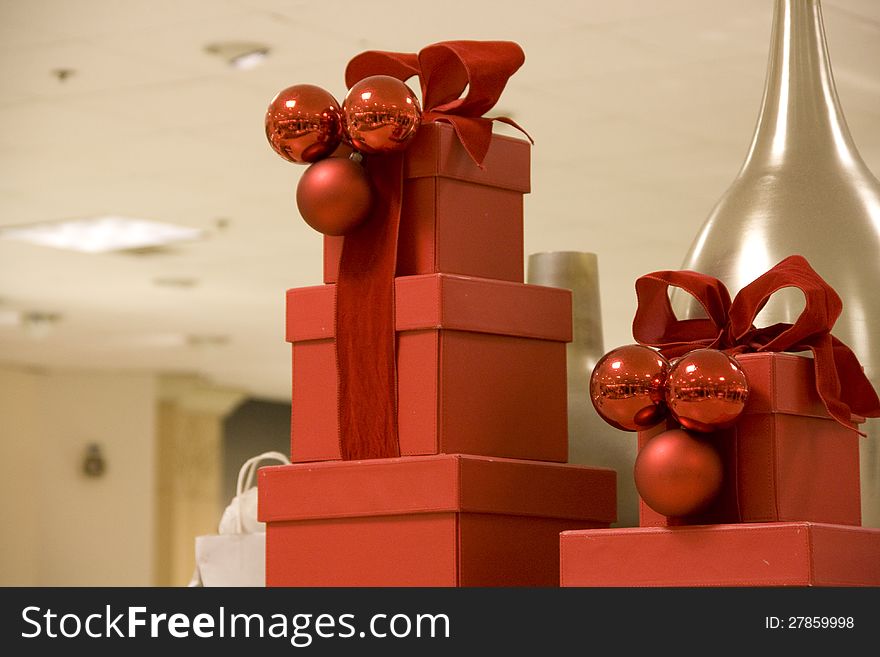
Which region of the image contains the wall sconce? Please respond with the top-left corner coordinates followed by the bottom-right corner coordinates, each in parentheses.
top-left (82, 443), bottom-right (107, 478)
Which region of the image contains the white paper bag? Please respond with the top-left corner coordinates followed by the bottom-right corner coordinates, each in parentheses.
top-left (189, 450), bottom-right (289, 587)
top-left (192, 533), bottom-right (266, 587)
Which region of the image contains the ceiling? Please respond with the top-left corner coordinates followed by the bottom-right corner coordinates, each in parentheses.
top-left (1, 0), bottom-right (878, 402)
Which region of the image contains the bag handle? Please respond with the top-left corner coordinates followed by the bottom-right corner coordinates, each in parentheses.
top-left (235, 450), bottom-right (290, 534)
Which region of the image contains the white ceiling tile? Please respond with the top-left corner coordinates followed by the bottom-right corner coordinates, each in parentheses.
top-left (604, 0), bottom-right (772, 60)
top-left (0, 0), bottom-right (246, 42)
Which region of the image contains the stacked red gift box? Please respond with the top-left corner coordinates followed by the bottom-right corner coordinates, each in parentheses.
top-left (257, 42), bottom-right (616, 587)
top-left (561, 258), bottom-right (880, 586)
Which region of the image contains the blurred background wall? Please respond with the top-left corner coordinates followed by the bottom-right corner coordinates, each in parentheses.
top-left (0, 366), bottom-right (156, 585)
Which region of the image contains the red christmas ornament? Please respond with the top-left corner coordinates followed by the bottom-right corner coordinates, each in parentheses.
top-left (296, 157), bottom-right (372, 236)
top-left (343, 75), bottom-right (421, 154)
top-left (634, 428), bottom-right (723, 517)
top-left (589, 344), bottom-right (670, 431)
top-left (265, 84), bottom-right (343, 164)
top-left (665, 348), bottom-right (750, 432)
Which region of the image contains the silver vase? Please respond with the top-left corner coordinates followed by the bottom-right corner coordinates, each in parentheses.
top-left (527, 251), bottom-right (639, 527)
top-left (678, 0), bottom-right (880, 526)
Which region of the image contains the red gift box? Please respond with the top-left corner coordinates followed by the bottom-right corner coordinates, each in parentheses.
top-left (259, 454), bottom-right (616, 587)
top-left (560, 522), bottom-right (880, 587)
top-left (638, 352), bottom-right (862, 527)
top-left (287, 273), bottom-right (571, 463)
top-left (323, 122), bottom-right (529, 284)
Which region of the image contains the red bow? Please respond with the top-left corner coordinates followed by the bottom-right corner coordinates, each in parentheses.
top-left (632, 255), bottom-right (880, 434)
top-left (344, 40), bottom-right (531, 165)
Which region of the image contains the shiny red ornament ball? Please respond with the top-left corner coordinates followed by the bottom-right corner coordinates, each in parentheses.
top-left (343, 75), bottom-right (421, 154)
top-left (665, 348), bottom-right (750, 432)
top-left (589, 344), bottom-right (670, 431)
top-left (634, 428), bottom-right (723, 517)
top-left (265, 84), bottom-right (343, 164)
top-left (295, 157), bottom-right (372, 236)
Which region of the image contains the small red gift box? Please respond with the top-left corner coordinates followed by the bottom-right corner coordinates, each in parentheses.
top-left (259, 454), bottom-right (616, 587)
top-left (638, 352), bottom-right (862, 527)
top-left (560, 522), bottom-right (880, 587)
top-left (287, 273), bottom-right (571, 463)
top-left (323, 122), bottom-right (529, 284)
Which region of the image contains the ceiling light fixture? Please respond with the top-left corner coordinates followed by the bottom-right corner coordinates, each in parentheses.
top-left (187, 334), bottom-right (230, 348)
top-left (204, 41), bottom-right (270, 70)
top-left (0, 215), bottom-right (205, 253)
top-left (153, 276), bottom-right (199, 288)
top-left (21, 312), bottom-right (61, 339)
top-left (0, 309), bottom-right (22, 327)
top-left (52, 68), bottom-right (76, 82)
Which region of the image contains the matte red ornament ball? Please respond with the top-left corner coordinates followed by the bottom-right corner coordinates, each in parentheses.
top-left (343, 75), bottom-right (421, 154)
top-left (589, 344), bottom-right (670, 431)
top-left (634, 428), bottom-right (723, 517)
top-left (665, 348), bottom-right (750, 432)
top-left (265, 84), bottom-right (343, 164)
top-left (295, 157), bottom-right (372, 236)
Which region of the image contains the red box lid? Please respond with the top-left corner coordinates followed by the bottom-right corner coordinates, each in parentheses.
top-left (286, 273), bottom-right (572, 343)
top-left (258, 454), bottom-right (616, 524)
top-left (404, 122), bottom-right (530, 193)
top-left (736, 352), bottom-right (863, 422)
top-left (561, 522), bottom-right (880, 587)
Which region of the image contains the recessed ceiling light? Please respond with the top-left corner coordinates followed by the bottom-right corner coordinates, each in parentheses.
top-left (204, 41), bottom-right (270, 70)
top-left (0, 309), bottom-right (22, 327)
top-left (21, 312), bottom-right (61, 339)
top-left (229, 49), bottom-right (269, 70)
top-left (153, 276), bottom-right (199, 288)
top-left (0, 216), bottom-right (205, 253)
top-left (51, 68), bottom-right (76, 82)
top-left (187, 334), bottom-right (229, 348)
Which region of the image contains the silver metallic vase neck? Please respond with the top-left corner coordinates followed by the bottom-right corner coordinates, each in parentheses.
top-left (743, 0), bottom-right (867, 172)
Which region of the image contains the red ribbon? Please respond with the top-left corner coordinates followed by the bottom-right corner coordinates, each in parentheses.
top-left (632, 255), bottom-right (880, 434)
top-left (335, 154), bottom-right (404, 461)
top-left (336, 41), bottom-right (527, 460)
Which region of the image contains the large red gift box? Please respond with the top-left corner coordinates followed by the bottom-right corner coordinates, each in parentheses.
top-left (287, 273), bottom-right (571, 463)
top-left (638, 352), bottom-right (862, 527)
top-left (560, 522), bottom-right (880, 586)
top-left (259, 454), bottom-right (616, 587)
top-left (323, 122), bottom-right (529, 284)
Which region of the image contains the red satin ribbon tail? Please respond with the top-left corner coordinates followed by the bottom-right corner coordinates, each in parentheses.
top-left (831, 337), bottom-right (880, 418)
top-left (335, 155), bottom-right (404, 459)
top-left (492, 116), bottom-right (534, 144)
top-left (428, 115), bottom-right (494, 167)
top-left (808, 338), bottom-right (866, 436)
